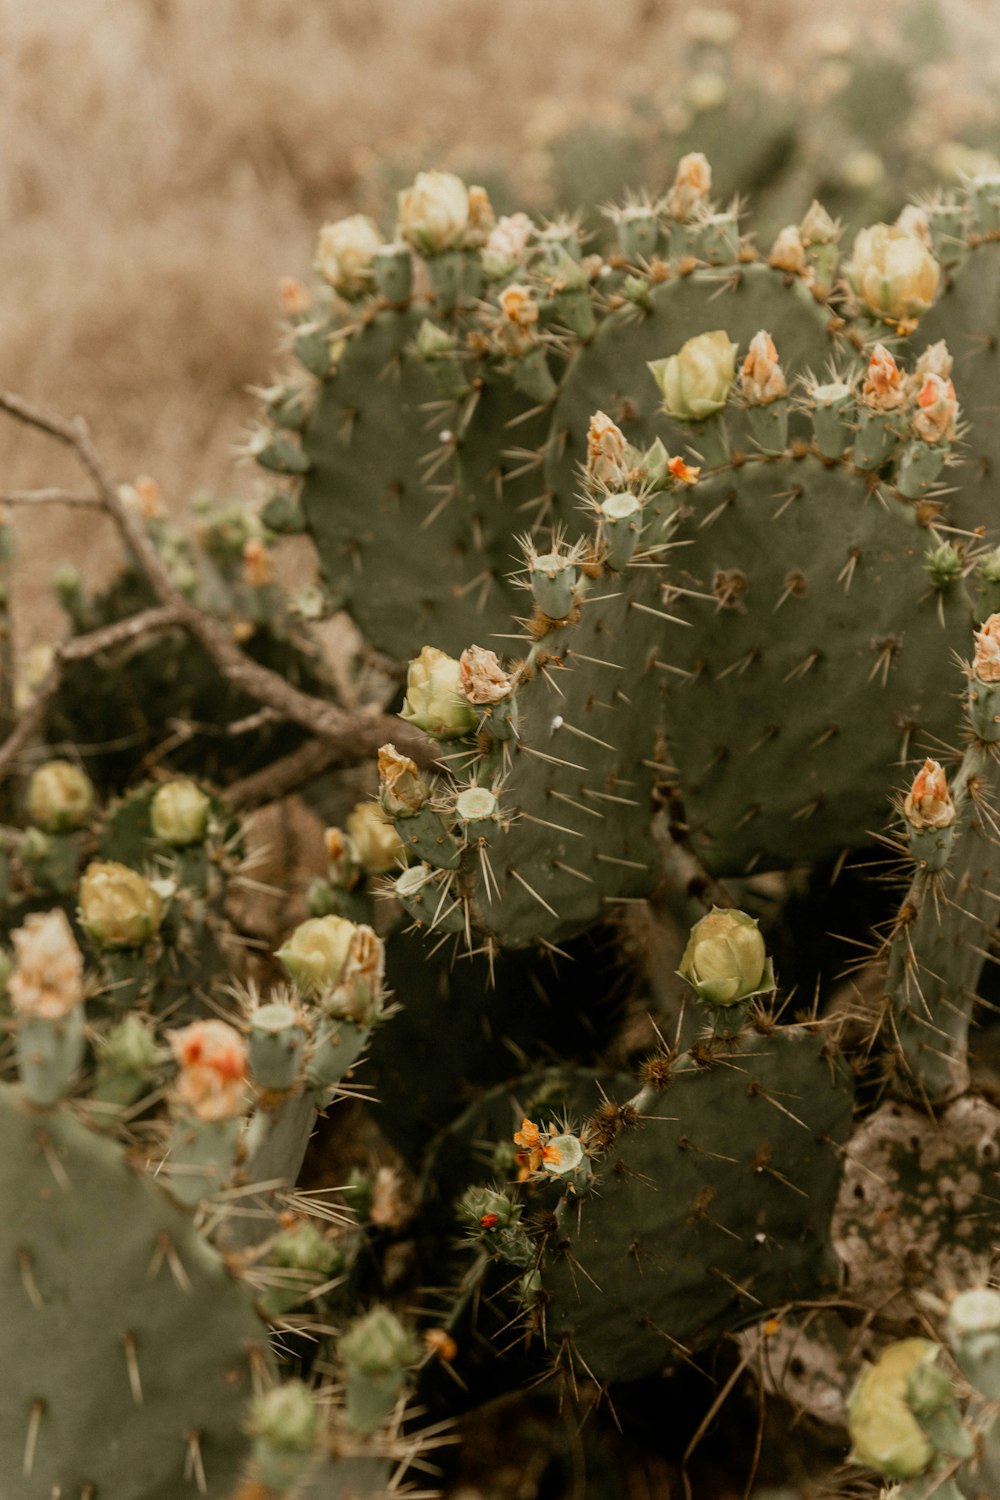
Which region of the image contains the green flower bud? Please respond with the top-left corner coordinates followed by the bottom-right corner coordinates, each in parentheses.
top-left (78, 862), bottom-right (164, 950)
top-left (98, 1013), bottom-right (159, 1076)
top-left (275, 915), bottom-right (356, 996)
top-left (460, 1185), bottom-right (521, 1234)
top-left (648, 330), bottom-right (737, 421)
top-left (340, 1306), bottom-right (419, 1379)
top-left (400, 646), bottom-right (478, 739)
top-left (150, 779), bottom-right (211, 846)
top-left (27, 759), bottom-right (94, 833)
top-left (847, 1339), bottom-right (937, 1479)
top-left (678, 907), bottom-right (770, 1005)
top-left (249, 1379), bottom-right (321, 1454)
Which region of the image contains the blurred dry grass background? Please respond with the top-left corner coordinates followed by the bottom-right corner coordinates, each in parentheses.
top-left (1, 0), bottom-right (997, 645)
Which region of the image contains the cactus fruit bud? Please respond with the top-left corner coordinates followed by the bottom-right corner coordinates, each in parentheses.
top-left (394, 863), bottom-right (464, 931)
top-left (455, 785), bottom-right (500, 834)
top-left (903, 760), bottom-right (956, 831)
top-left (340, 1306), bottom-right (419, 1433)
top-left (847, 1339), bottom-right (938, 1479)
top-left (78, 861), bottom-right (164, 950)
top-left (9, 909), bottom-right (84, 1020)
top-left (466, 184), bottom-right (495, 243)
top-left (679, 908), bottom-right (772, 1006)
top-left (315, 214), bottom-right (382, 296)
top-left (912, 374), bottom-right (958, 445)
top-left (924, 543), bottom-right (963, 590)
top-left (400, 646), bottom-right (478, 739)
top-left (861, 345), bottom-right (905, 411)
top-left (847, 225), bottom-right (941, 323)
top-left (740, 331), bottom-right (787, 405)
top-left (668, 152), bottom-right (712, 221)
top-left (248, 1381), bottom-right (321, 1489)
top-left (378, 744), bottom-right (428, 816)
top-left (26, 759), bottom-right (94, 833)
top-left (896, 202), bottom-right (932, 247)
top-left (585, 411), bottom-right (630, 490)
top-left (912, 341), bottom-right (953, 388)
top-left (276, 915), bottom-right (356, 996)
top-left (397, 170), bottom-right (469, 254)
top-left (973, 615), bottom-right (1000, 683)
top-left (345, 802), bottom-right (405, 875)
top-left (150, 778), bottom-right (212, 846)
top-left (168, 1019), bottom-right (249, 1123)
top-left (768, 225), bottom-right (807, 275)
top-left (648, 330), bottom-right (737, 420)
top-left (809, 381), bottom-right (854, 459)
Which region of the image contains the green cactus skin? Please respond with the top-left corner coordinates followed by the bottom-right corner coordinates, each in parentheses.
top-left (0, 1083), bottom-right (273, 1498)
top-left (529, 1026), bottom-right (852, 1383)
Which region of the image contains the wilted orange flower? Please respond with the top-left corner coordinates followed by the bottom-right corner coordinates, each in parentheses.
top-left (862, 344), bottom-right (905, 411)
top-left (668, 456), bottom-right (701, 485)
top-left (903, 759), bottom-right (955, 830)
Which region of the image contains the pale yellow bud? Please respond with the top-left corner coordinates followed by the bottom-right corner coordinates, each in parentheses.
top-left (800, 201), bottom-right (838, 245)
top-left (315, 215), bottom-right (382, 295)
top-left (276, 915), bottom-right (356, 996)
top-left (9, 909), bottom-right (85, 1020)
top-left (78, 862), bottom-right (164, 950)
top-left (331, 923), bottom-right (386, 1025)
top-left (397, 171), bottom-right (470, 254)
top-left (648, 330), bottom-right (737, 421)
top-left (400, 646), bottom-right (478, 739)
top-left (678, 907), bottom-right (769, 1005)
top-left (912, 340), bottom-right (953, 387)
top-left (847, 1339), bottom-right (937, 1479)
top-left (150, 779), bottom-right (211, 846)
top-left (27, 760), bottom-right (94, 833)
top-left (895, 203), bottom-right (932, 247)
top-left (345, 802), bottom-right (404, 875)
top-left (847, 224), bottom-right (940, 321)
top-left (466, 185), bottom-right (495, 244)
top-left (903, 760), bottom-right (956, 830)
top-left (459, 645), bottom-right (512, 705)
top-left (482, 212), bottom-right (533, 276)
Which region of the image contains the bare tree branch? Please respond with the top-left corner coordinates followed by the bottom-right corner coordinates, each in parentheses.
top-left (0, 391), bottom-right (436, 782)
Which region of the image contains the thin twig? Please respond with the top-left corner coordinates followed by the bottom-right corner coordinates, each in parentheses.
top-left (0, 390), bottom-right (434, 776)
top-left (0, 488), bottom-right (103, 508)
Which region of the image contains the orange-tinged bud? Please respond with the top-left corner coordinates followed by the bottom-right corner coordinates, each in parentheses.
top-left (903, 759), bottom-right (955, 830)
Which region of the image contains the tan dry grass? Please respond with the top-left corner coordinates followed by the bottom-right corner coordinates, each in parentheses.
top-left (0, 0), bottom-right (977, 646)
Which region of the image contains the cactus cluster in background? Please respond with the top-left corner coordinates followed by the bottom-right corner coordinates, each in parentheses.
top-left (4, 11), bottom-right (1000, 1496)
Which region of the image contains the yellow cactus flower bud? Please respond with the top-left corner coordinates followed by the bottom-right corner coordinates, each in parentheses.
top-left (315, 215), bottom-right (382, 295)
top-left (482, 212), bottom-right (533, 277)
top-left (276, 915), bottom-right (356, 996)
top-left (397, 171), bottom-right (470, 254)
top-left (678, 907), bottom-right (769, 1005)
top-left (26, 759), bottom-right (94, 833)
top-left (903, 760), bottom-right (956, 830)
top-left (648, 330), bottom-right (738, 421)
top-left (847, 224), bottom-right (941, 322)
top-left (150, 779), bottom-right (211, 846)
top-left (800, 201), bottom-right (838, 245)
top-left (400, 646), bottom-right (478, 739)
top-left (78, 862), bottom-right (164, 950)
top-left (345, 802), bottom-right (404, 875)
top-left (847, 1339), bottom-right (938, 1479)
